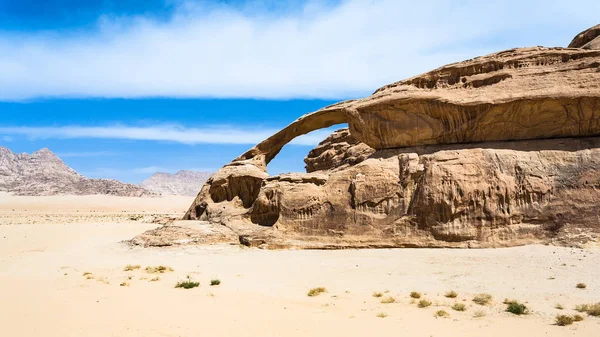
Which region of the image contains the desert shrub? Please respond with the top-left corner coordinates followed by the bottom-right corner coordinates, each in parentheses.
top-left (376, 312), bottom-right (388, 318)
top-left (473, 293), bottom-right (492, 306)
top-left (380, 296), bottom-right (396, 304)
top-left (175, 276), bottom-right (199, 289)
top-left (575, 303), bottom-right (600, 316)
top-left (372, 292), bottom-right (383, 298)
top-left (418, 299), bottom-right (432, 308)
top-left (146, 266), bottom-right (174, 274)
top-left (473, 310), bottom-right (486, 318)
top-left (576, 283), bottom-right (587, 289)
top-left (452, 303), bottom-right (466, 311)
top-left (124, 265), bottom-right (141, 271)
top-left (307, 287), bottom-right (327, 297)
top-left (210, 279), bottom-right (221, 286)
top-left (410, 291), bottom-right (422, 299)
top-left (120, 282), bottom-right (129, 287)
top-left (587, 303), bottom-right (600, 316)
top-left (554, 303), bottom-right (564, 310)
top-left (573, 314), bottom-right (584, 322)
top-left (556, 315), bottom-right (574, 326)
top-left (149, 276), bottom-right (160, 282)
top-left (445, 290), bottom-right (458, 298)
top-left (506, 301), bottom-right (529, 315)
top-left (435, 310), bottom-right (449, 318)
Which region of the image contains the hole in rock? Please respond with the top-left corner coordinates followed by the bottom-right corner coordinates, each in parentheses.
top-left (266, 124), bottom-right (348, 175)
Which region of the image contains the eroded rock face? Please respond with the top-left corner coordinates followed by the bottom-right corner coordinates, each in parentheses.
top-left (179, 25), bottom-right (600, 249)
top-left (304, 128), bottom-right (375, 173)
top-left (569, 24), bottom-right (600, 49)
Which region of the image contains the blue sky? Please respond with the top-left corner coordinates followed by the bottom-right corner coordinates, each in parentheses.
top-left (0, 0), bottom-right (598, 183)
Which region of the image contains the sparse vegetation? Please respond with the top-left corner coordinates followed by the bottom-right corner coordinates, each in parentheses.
top-left (210, 279), bottom-right (221, 286)
top-left (376, 312), bottom-right (388, 318)
top-left (573, 314), bottom-right (584, 322)
top-left (82, 272), bottom-right (92, 276)
top-left (123, 264), bottom-right (141, 271)
top-left (175, 276), bottom-right (199, 289)
top-left (445, 290), bottom-right (458, 298)
top-left (149, 276), bottom-right (160, 282)
top-left (418, 299), bottom-right (432, 308)
top-left (452, 303), bottom-right (467, 311)
top-left (410, 291), bottom-right (422, 299)
top-left (506, 301), bottom-right (529, 315)
top-left (473, 293), bottom-right (492, 306)
top-left (86, 274), bottom-right (94, 280)
top-left (587, 303), bottom-right (600, 316)
top-left (473, 310), bottom-right (487, 318)
top-left (556, 315), bottom-right (574, 326)
top-left (555, 303), bottom-right (564, 310)
top-left (146, 266), bottom-right (174, 274)
top-left (372, 292), bottom-right (383, 298)
top-left (380, 296), bottom-right (396, 304)
top-left (120, 282), bottom-right (129, 287)
top-left (575, 303), bottom-right (600, 316)
top-left (307, 287), bottom-right (327, 297)
top-left (435, 310), bottom-right (449, 318)
top-left (576, 283), bottom-right (587, 289)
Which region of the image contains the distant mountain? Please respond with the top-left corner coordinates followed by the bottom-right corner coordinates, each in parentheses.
top-left (0, 146), bottom-right (150, 196)
top-left (140, 170), bottom-right (212, 196)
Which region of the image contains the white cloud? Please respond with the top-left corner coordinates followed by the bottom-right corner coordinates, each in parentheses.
top-left (0, 0), bottom-right (597, 100)
top-left (0, 124), bottom-right (339, 145)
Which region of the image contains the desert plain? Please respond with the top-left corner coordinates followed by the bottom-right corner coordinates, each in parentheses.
top-left (0, 192), bottom-right (598, 337)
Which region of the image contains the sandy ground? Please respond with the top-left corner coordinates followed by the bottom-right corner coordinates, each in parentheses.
top-left (1, 195), bottom-right (599, 336)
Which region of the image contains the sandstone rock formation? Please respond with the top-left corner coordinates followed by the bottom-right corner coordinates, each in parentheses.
top-left (0, 147), bottom-right (149, 196)
top-left (569, 24), bottom-right (600, 49)
top-left (140, 170), bottom-right (213, 196)
top-left (134, 25), bottom-right (600, 249)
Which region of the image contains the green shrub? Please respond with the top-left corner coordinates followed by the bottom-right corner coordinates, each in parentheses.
top-left (210, 279), bottom-right (221, 286)
top-left (175, 276), bottom-right (199, 289)
top-left (506, 301), bottom-right (529, 315)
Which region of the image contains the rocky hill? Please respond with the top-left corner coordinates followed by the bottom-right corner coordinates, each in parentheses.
top-left (0, 147), bottom-right (149, 196)
top-left (140, 170), bottom-right (212, 196)
top-left (132, 24), bottom-right (600, 249)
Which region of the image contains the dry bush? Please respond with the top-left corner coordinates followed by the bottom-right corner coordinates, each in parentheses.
top-left (307, 287), bottom-right (327, 297)
top-left (473, 293), bottom-right (492, 306)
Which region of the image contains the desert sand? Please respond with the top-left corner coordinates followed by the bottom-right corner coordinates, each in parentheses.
top-left (0, 193), bottom-right (598, 337)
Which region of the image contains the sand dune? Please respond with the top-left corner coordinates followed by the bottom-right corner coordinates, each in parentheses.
top-left (0, 194), bottom-right (598, 336)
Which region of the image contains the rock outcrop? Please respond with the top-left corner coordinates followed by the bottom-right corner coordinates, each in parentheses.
top-left (569, 24), bottom-right (600, 49)
top-left (140, 170), bottom-right (213, 196)
top-left (0, 147), bottom-right (150, 196)
top-left (158, 25), bottom-right (600, 249)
